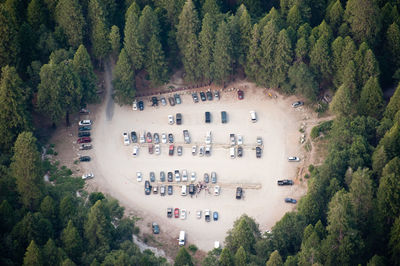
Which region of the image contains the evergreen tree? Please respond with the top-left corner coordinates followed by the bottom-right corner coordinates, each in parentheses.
top-left (384, 83), bottom-right (400, 121)
top-left (23, 240), bottom-right (41, 266)
top-left (326, 0), bottom-right (344, 33)
top-left (112, 49), bottom-right (135, 105)
top-left (226, 217), bottom-right (256, 253)
top-left (372, 145), bottom-right (388, 176)
top-left (356, 48), bottom-right (379, 88)
top-left (0, 5), bottom-right (19, 68)
top-left (27, 0), bottom-right (47, 30)
top-left (174, 247), bottom-right (193, 266)
top-left (145, 34), bottom-right (168, 86)
top-left (274, 29), bottom-right (292, 88)
top-left (59, 195), bottom-right (76, 226)
top-left (61, 220), bottom-right (83, 262)
top-left (61, 259), bottom-right (76, 266)
top-left (0, 66), bottom-right (31, 153)
top-left (73, 45), bottom-right (97, 103)
top-left (259, 20), bottom-right (279, 87)
top-left (287, 5), bottom-right (302, 30)
top-left (42, 239), bottom-right (62, 266)
top-left (358, 77), bottom-right (384, 118)
top-left (237, 4), bottom-right (252, 68)
top-left (109, 25), bottom-right (121, 57)
top-left (55, 0), bottom-right (85, 48)
top-left (341, 60), bottom-right (358, 101)
top-left (201, 0), bottom-right (221, 18)
top-left (295, 37), bottom-right (309, 62)
top-left (266, 250), bottom-right (283, 266)
top-left (234, 246), bottom-right (247, 266)
top-left (310, 36), bottom-right (331, 84)
top-left (331, 36), bottom-right (345, 87)
top-left (10, 132), bottom-right (42, 210)
top-left (213, 20), bottom-right (233, 84)
top-left (88, 0), bottom-right (110, 65)
top-left (40, 196), bottom-right (57, 222)
top-left (219, 248), bottom-right (234, 266)
top-left (199, 13), bottom-right (216, 82)
top-left (245, 24), bottom-right (261, 82)
top-left (288, 62), bottom-right (318, 100)
top-left (330, 83), bottom-right (352, 117)
top-left (182, 34), bottom-right (200, 82)
top-left (389, 216), bottom-right (400, 265)
top-left (138, 6), bottom-right (160, 48)
top-left (297, 225), bottom-right (322, 265)
top-left (124, 2), bottom-right (143, 69)
top-left (385, 22), bottom-right (400, 71)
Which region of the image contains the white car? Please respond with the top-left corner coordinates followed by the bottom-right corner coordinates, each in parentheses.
top-left (175, 170), bottom-right (181, 182)
top-left (139, 132), bottom-right (145, 143)
top-left (237, 135), bottom-right (243, 145)
top-left (79, 120), bottom-right (92, 126)
top-left (192, 145), bottom-right (197, 155)
top-left (161, 133), bottom-right (167, 144)
top-left (168, 115), bottom-right (174, 125)
top-left (82, 173), bottom-right (94, 180)
top-left (155, 144), bottom-right (160, 155)
top-left (132, 100), bottom-right (137, 110)
top-left (132, 146), bottom-right (139, 157)
top-left (191, 172), bottom-right (196, 181)
top-left (205, 131), bottom-right (212, 144)
top-left (196, 210), bottom-right (202, 219)
top-left (182, 170), bottom-right (188, 181)
top-left (181, 209), bottom-right (187, 220)
top-left (214, 186), bottom-right (220, 196)
top-left (123, 132), bottom-right (130, 145)
top-left (136, 172), bottom-right (142, 182)
top-left (288, 156), bottom-right (300, 162)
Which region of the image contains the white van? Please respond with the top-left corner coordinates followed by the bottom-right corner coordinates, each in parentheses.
top-left (178, 231), bottom-right (185, 246)
top-left (230, 147), bottom-right (236, 158)
top-left (250, 111), bottom-right (257, 122)
top-left (181, 185), bottom-right (187, 196)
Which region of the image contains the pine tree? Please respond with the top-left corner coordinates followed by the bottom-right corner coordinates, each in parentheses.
top-left (199, 13), bottom-right (216, 82)
top-left (234, 246), bottom-right (247, 266)
top-left (245, 24), bottom-right (261, 82)
top-left (0, 66), bottom-right (31, 153)
top-left (357, 48), bottom-right (379, 88)
top-left (55, 0), bottom-right (85, 48)
top-left (182, 34), bottom-right (200, 82)
top-left (297, 225), bottom-right (322, 265)
top-left (109, 25), bottom-right (120, 57)
top-left (330, 83), bottom-right (352, 117)
top-left (237, 4), bottom-right (252, 67)
top-left (61, 220), bottom-right (83, 262)
top-left (112, 49), bottom-right (135, 105)
top-left (326, 0), bottom-right (343, 33)
top-left (73, 45), bottom-right (97, 103)
top-left (213, 20), bottom-right (233, 85)
top-left (42, 239), bottom-right (62, 266)
top-left (145, 34), bottom-right (168, 86)
top-left (201, 0), bottom-right (220, 18)
top-left (40, 196), bottom-right (57, 222)
top-left (138, 6), bottom-right (160, 48)
top-left (385, 22), bottom-right (400, 70)
top-left (266, 250), bottom-right (283, 266)
top-left (384, 83), bottom-right (400, 120)
top-left (288, 62), bottom-right (318, 100)
top-left (219, 248), bottom-right (234, 266)
top-left (273, 29), bottom-right (292, 87)
top-left (176, 0), bottom-right (200, 54)
top-left (174, 247), bottom-right (193, 266)
top-left (358, 77), bottom-right (384, 118)
top-left (389, 216), bottom-right (400, 265)
top-left (0, 5), bottom-right (19, 68)
top-left (331, 36), bottom-right (344, 87)
top-left (310, 36), bottom-right (331, 84)
top-left (27, 0), bottom-right (47, 30)
top-left (88, 0), bottom-right (110, 65)
top-left (23, 240), bottom-right (41, 266)
top-left (287, 5), bottom-right (302, 30)
top-left (124, 2), bottom-right (143, 69)
top-left (10, 132), bottom-right (42, 210)
top-left (341, 60), bottom-right (358, 101)
top-left (259, 20), bottom-right (279, 87)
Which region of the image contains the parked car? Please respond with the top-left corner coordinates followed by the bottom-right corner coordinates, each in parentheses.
top-left (153, 133), bottom-right (160, 144)
top-left (168, 185), bottom-right (173, 195)
top-left (214, 186), bottom-right (220, 196)
top-left (191, 172), bottom-right (196, 181)
top-left (138, 101), bottom-right (144, 110)
top-left (250, 110), bottom-right (257, 123)
top-left (256, 147), bottom-right (262, 158)
top-left (160, 171), bottom-right (166, 182)
top-left (168, 97), bottom-right (175, 106)
top-left (192, 145), bottom-right (197, 155)
top-left (211, 172), bottom-right (217, 183)
top-left (288, 156), bottom-right (300, 162)
top-left (180, 209), bottom-right (187, 220)
top-left (214, 90), bottom-right (220, 100)
top-left (136, 172), bottom-right (142, 182)
top-left (131, 131), bottom-right (137, 142)
top-left (177, 146), bottom-right (183, 156)
top-left (132, 146), bottom-right (139, 157)
top-left (213, 211), bottom-right (219, 221)
top-left (79, 156), bottom-right (91, 162)
top-left (285, 198), bottom-right (297, 203)
top-left (151, 96), bottom-right (158, 106)
top-left (78, 137), bottom-right (91, 143)
top-left (278, 179), bottom-right (294, 186)
top-left (168, 133), bottom-right (174, 143)
top-left (169, 145), bottom-right (174, 156)
top-left (174, 208), bottom-right (180, 218)
top-left (175, 170), bottom-right (181, 182)
top-left (205, 112), bottom-right (211, 123)
top-left (221, 111), bottom-right (227, 123)
top-left (155, 144), bottom-right (160, 155)
top-left (230, 133), bottom-right (236, 146)
top-left (192, 92), bottom-right (199, 103)
top-left (79, 144), bottom-right (92, 150)
top-left (196, 210), bottom-right (202, 219)
top-left (236, 187), bottom-right (243, 199)
top-left (160, 97), bottom-right (167, 106)
top-left (161, 133), bottom-right (167, 143)
top-left (168, 115), bottom-right (174, 124)
top-left (160, 185), bottom-right (166, 196)
top-left (199, 146), bottom-right (205, 156)
top-left (237, 146), bottom-right (243, 157)
top-left (189, 184), bottom-right (195, 194)
top-left (79, 108), bottom-right (90, 114)
top-left (204, 210), bottom-right (211, 222)
top-left (257, 137), bottom-right (263, 145)
top-left (291, 101), bottom-right (304, 108)
top-left (82, 173), bottom-right (94, 180)
top-left (152, 222), bottom-right (160, 234)
top-left (174, 94), bottom-right (181, 104)
top-left (150, 172), bottom-right (156, 182)
top-left (237, 89), bottom-right (244, 100)
top-left (123, 132), bottom-right (130, 145)
top-left (167, 172), bottom-right (173, 182)
top-left (132, 100), bottom-right (137, 110)
top-left (183, 130), bottom-right (191, 144)
top-left (176, 113), bottom-right (182, 125)
top-left (79, 120), bottom-right (92, 126)
top-left (153, 185), bottom-right (158, 194)
top-left (79, 126), bottom-right (91, 131)
top-left (146, 132), bottom-right (152, 143)
top-left (139, 133), bottom-right (145, 143)
top-left (181, 170), bottom-right (188, 182)
top-left (148, 144), bottom-right (154, 154)
top-left (200, 91), bottom-right (206, 101)
top-left (206, 90), bottom-right (213, 101)
top-left (144, 181), bottom-right (151, 195)
top-left (167, 208), bottom-right (173, 218)
top-left (204, 173), bottom-right (209, 183)
top-left (237, 135), bottom-right (243, 145)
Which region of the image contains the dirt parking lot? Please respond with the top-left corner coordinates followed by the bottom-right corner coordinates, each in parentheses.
top-left (73, 81), bottom-right (309, 252)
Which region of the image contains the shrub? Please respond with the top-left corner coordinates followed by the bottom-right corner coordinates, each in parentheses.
top-left (188, 244), bottom-right (198, 253)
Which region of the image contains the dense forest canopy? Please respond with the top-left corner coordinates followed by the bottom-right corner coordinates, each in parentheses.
top-left (0, 0), bottom-right (400, 265)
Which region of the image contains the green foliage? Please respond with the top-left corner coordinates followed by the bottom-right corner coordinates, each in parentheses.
top-left (226, 214), bottom-right (260, 254)
top-left (259, 20), bottom-right (279, 87)
top-left (124, 2), bottom-right (144, 69)
top-left (73, 45), bottom-right (97, 103)
top-left (109, 25), bottom-right (121, 58)
top-left (213, 20), bottom-right (233, 84)
top-left (201, 0), bottom-right (221, 18)
top-left (384, 83), bottom-right (400, 121)
top-left (326, 0), bottom-right (344, 32)
top-left (330, 83), bottom-right (352, 117)
top-left (288, 62), bottom-right (318, 100)
top-left (237, 4), bottom-right (252, 67)
top-left (27, 0), bottom-right (48, 30)
top-left (55, 0), bottom-right (85, 48)
top-left (61, 220), bottom-right (83, 261)
top-left (88, 0), bottom-right (110, 64)
top-left (234, 246), bottom-right (247, 266)
top-left (385, 23), bottom-right (400, 71)
top-left (174, 247), bottom-right (194, 266)
top-left (219, 247), bottom-right (234, 266)
top-left (274, 29), bottom-right (293, 88)
top-left (310, 120), bottom-right (333, 139)
top-left (145, 34), bottom-right (168, 86)
top-left (389, 216), bottom-right (400, 265)
top-left (199, 13), bottom-right (216, 82)
top-left (188, 244), bottom-right (198, 253)
top-left (266, 250), bottom-right (283, 266)
top-left (287, 5), bottom-right (302, 30)
top-left (23, 240), bottom-right (42, 266)
top-left (112, 49), bottom-right (135, 105)
top-left (310, 36), bottom-right (331, 84)
top-left (0, 5), bottom-right (19, 69)
top-left (358, 77), bottom-right (384, 118)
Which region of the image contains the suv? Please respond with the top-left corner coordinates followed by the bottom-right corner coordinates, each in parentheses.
top-left (167, 208), bottom-right (173, 218)
top-left (285, 198), bottom-right (297, 204)
top-left (183, 130), bottom-right (191, 144)
top-left (176, 113), bottom-right (182, 125)
top-left (236, 187), bottom-right (243, 199)
top-left (79, 156), bottom-right (91, 162)
top-left (123, 132), bottom-right (130, 145)
top-left (204, 173), bottom-right (209, 183)
top-left (205, 112), bottom-right (211, 123)
top-left (256, 147), bottom-right (262, 158)
top-left (221, 111), bottom-right (227, 123)
top-left (230, 134), bottom-right (236, 146)
top-left (138, 101), bottom-right (144, 110)
top-left (204, 210), bottom-right (211, 222)
top-left (174, 94), bottom-right (181, 104)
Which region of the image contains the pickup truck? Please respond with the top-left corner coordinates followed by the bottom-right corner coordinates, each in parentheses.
top-left (277, 179), bottom-right (294, 186)
top-left (79, 144), bottom-right (92, 150)
top-left (204, 209), bottom-right (211, 222)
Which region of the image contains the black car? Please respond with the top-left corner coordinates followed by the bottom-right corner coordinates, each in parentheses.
top-left (200, 92), bottom-right (206, 101)
top-left (278, 179), bottom-right (294, 186)
top-left (168, 97), bottom-right (175, 106)
top-left (285, 198), bottom-right (297, 204)
top-left (256, 147), bottom-right (262, 158)
top-left (176, 113), bottom-right (182, 125)
top-left (204, 173), bottom-right (209, 183)
top-left (153, 133), bottom-right (160, 144)
top-left (167, 185), bottom-right (173, 195)
top-left (145, 181), bottom-right (151, 195)
top-left (221, 111), bottom-right (227, 123)
top-left (192, 93), bottom-right (199, 103)
top-left (150, 172), bottom-right (156, 182)
top-left (174, 94), bottom-right (182, 104)
top-left (78, 131), bottom-right (90, 137)
top-left (79, 156), bottom-right (91, 162)
top-left (152, 96), bottom-right (158, 106)
top-left (79, 126), bottom-right (91, 131)
top-left (168, 133), bottom-right (174, 143)
top-left (236, 187), bottom-right (243, 199)
top-left (238, 146), bottom-right (243, 157)
top-left (167, 172), bottom-right (173, 182)
top-left (206, 90), bottom-right (213, 101)
top-left (205, 112), bottom-right (211, 123)
top-left (138, 101), bottom-right (144, 111)
top-left (189, 184), bottom-right (195, 194)
top-left (160, 171), bottom-right (166, 182)
top-left (131, 131), bottom-right (137, 142)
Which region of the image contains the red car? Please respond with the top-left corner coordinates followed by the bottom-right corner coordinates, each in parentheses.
top-left (146, 132), bottom-right (152, 143)
top-left (174, 208), bottom-right (179, 218)
top-left (169, 145), bottom-right (174, 156)
top-left (148, 144), bottom-right (154, 154)
top-left (77, 137), bottom-right (91, 143)
top-left (237, 89), bottom-right (244, 100)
